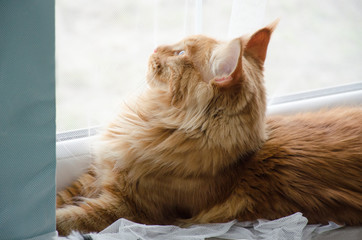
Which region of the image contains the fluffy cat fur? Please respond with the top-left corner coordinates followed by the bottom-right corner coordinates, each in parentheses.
top-left (56, 20), bottom-right (362, 236)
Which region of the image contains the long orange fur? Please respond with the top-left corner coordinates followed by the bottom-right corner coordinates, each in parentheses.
top-left (56, 20), bottom-right (362, 235)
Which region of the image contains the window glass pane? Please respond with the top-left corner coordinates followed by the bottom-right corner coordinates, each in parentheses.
top-left (264, 0), bottom-right (362, 98)
top-left (56, 0), bottom-right (362, 132)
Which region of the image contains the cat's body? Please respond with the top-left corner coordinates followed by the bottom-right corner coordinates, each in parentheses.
top-left (56, 21), bottom-right (362, 235)
top-left (187, 108), bottom-right (362, 225)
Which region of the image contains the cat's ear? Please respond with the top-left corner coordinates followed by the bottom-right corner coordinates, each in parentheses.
top-left (210, 38), bottom-right (243, 87)
top-left (244, 19), bottom-right (279, 63)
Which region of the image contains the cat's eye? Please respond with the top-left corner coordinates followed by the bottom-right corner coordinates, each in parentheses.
top-left (178, 50), bottom-right (185, 56)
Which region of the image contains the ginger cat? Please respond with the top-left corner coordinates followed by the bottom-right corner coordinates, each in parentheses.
top-left (56, 20), bottom-right (362, 236)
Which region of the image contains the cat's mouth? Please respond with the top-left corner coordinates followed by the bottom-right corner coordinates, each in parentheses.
top-left (149, 57), bottom-right (162, 73)
top-left (146, 55), bottom-right (167, 87)
top-left (148, 51), bottom-right (163, 69)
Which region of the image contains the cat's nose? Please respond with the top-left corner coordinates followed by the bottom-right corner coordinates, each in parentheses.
top-left (154, 48), bottom-right (158, 53)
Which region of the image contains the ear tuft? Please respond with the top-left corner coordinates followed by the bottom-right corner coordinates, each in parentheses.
top-left (267, 18), bottom-right (280, 32)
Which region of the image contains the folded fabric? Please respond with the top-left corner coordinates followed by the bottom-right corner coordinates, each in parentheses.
top-left (60, 212), bottom-right (343, 240)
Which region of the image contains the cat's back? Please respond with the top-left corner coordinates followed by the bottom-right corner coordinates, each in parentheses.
top-left (266, 107), bottom-right (362, 156)
top-left (240, 107), bottom-right (362, 225)
top-left (263, 107), bottom-right (362, 189)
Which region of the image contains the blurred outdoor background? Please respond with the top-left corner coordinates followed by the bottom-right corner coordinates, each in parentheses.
top-left (56, 0), bottom-right (362, 132)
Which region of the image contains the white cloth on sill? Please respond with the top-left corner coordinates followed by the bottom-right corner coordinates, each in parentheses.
top-left (60, 212), bottom-right (344, 240)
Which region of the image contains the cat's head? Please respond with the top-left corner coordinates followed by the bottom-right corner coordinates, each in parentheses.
top-left (147, 20), bottom-right (278, 117)
top-left (106, 21), bottom-right (279, 176)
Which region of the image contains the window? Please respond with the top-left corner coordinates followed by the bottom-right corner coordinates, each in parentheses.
top-left (56, 0), bottom-right (362, 132)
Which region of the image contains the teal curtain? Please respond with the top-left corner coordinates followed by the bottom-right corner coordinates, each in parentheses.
top-left (0, 0), bottom-right (56, 239)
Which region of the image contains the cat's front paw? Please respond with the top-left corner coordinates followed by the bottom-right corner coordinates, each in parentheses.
top-left (56, 207), bottom-right (76, 236)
